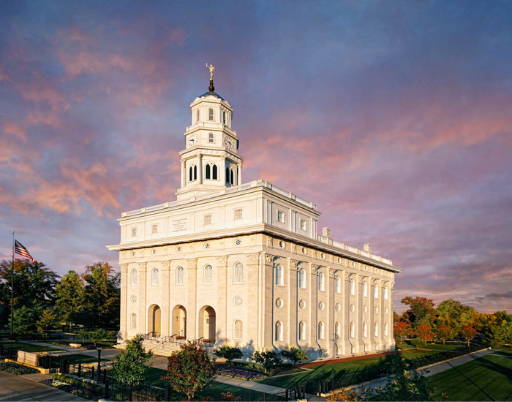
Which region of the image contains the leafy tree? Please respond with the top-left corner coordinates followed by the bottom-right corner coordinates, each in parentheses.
top-left (111, 335), bottom-right (151, 387)
top-left (165, 340), bottom-right (216, 400)
top-left (435, 324), bottom-right (455, 344)
top-left (280, 347), bottom-right (309, 366)
top-left (252, 350), bottom-right (282, 374)
top-left (55, 271), bottom-right (85, 327)
top-left (401, 297), bottom-right (435, 328)
top-left (36, 308), bottom-right (58, 336)
top-left (461, 325), bottom-right (477, 347)
top-left (214, 345), bottom-right (243, 366)
top-left (8, 305), bottom-right (38, 336)
top-left (394, 321), bottom-right (411, 343)
top-left (81, 263), bottom-right (120, 329)
top-left (488, 321), bottom-right (512, 348)
top-left (416, 323), bottom-right (434, 344)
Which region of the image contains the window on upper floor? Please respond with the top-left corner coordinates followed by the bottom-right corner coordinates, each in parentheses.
top-left (194, 165), bottom-right (197, 181)
top-left (275, 264), bottom-right (284, 286)
top-left (204, 215), bottom-right (212, 226)
top-left (363, 282), bottom-right (368, 297)
top-left (212, 164), bottom-right (218, 180)
top-left (374, 322), bottom-right (379, 337)
top-left (206, 164), bottom-right (211, 179)
top-left (130, 268), bottom-right (138, 286)
top-left (275, 321), bottom-right (283, 341)
top-left (335, 276), bottom-right (342, 293)
top-left (318, 272), bottom-right (326, 291)
top-left (384, 287), bottom-right (389, 300)
top-left (203, 265), bottom-right (213, 282)
top-left (176, 266), bottom-right (184, 285)
top-left (299, 321), bottom-right (306, 341)
top-left (151, 224), bottom-right (158, 234)
top-left (130, 313), bottom-right (137, 329)
top-left (151, 268), bottom-right (159, 286)
top-left (209, 132), bottom-right (214, 143)
top-left (350, 322), bottom-right (355, 338)
top-left (208, 108), bottom-right (214, 121)
top-left (300, 218), bottom-right (307, 231)
top-left (234, 208), bottom-right (242, 220)
top-left (335, 322), bottom-right (341, 339)
top-left (298, 268), bottom-right (306, 289)
top-left (374, 285), bottom-right (379, 299)
top-left (131, 227), bottom-right (137, 237)
top-left (234, 320), bottom-right (243, 339)
top-left (350, 279), bottom-right (356, 296)
top-left (277, 210), bottom-right (285, 223)
top-left (222, 111), bottom-right (226, 124)
top-left (318, 321), bottom-right (325, 340)
top-left (233, 262), bottom-right (244, 283)
top-left (196, 109), bottom-right (200, 122)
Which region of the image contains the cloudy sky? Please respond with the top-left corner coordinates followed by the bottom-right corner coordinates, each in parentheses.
top-left (1, 0), bottom-right (511, 313)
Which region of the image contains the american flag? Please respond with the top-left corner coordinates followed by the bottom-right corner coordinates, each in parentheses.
top-left (15, 240), bottom-right (34, 262)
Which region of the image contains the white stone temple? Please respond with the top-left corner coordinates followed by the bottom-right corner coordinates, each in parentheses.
top-left (107, 66), bottom-right (399, 358)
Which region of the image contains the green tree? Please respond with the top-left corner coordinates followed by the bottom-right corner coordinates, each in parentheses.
top-left (81, 263), bottom-right (120, 329)
top-left (280, 347), bottom-right (309, 366)
top-left (165, 341), bottom-right (216, 400)
top-left (252, 350), bottom-right (282, 374)
top-left (111, 335), bottom-right (151, 387)
top-left (401, 297), bottom-right (435, 328)
top-left (435, 323), bottom-right (455, 344)
top-left (36, 308), bottom-right (58, 336)
top-left (8, 305), bottom-right (38, 336)
top-left (214, 345), bottom-right (243, 366)
top-left (55, 271), bottom-right (85, 327)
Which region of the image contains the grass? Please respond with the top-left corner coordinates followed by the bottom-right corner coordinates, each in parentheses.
top-left (143, 367), bottom-right (283, 400)
top-left (0, 341), bottom-right (62, 352)
top-left (428, 353), bottom-right (512, 401)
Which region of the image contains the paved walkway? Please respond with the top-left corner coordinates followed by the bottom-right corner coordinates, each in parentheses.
top-left (0, 371), bottom-right (84, 401)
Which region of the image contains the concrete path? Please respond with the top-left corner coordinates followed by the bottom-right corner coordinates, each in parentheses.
top-left (0, 371), bottom-right (84, 401)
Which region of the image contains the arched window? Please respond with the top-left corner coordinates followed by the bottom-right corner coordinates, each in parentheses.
top-left (298, 268), bottom-right (306, 289)
top-left (130, 313), bottom-right (137, 329)
top-left (233, 262), bottom-right (244, 283)
top-left (350, 322), bottom-right (355, 339)
top-left (151, 268), bottom-right (159, 286)
top-left (222, 111), bottom-right (226, 124)
top-left (203, 265), bottom-right (213, 283)
top-left (335, 276), bottom-right (341, 293)
top-left (350, 279), bottom-right (356, 296)
top-left (212, 165), bottom-right (218, 180)
top-left (318, 272), bottom-right (325, 291)
top-left (194, 165), bottom-right (197, 181)
top-left (374, 322), bottom-right (379, 337)
top-left (230, 169), bottom-right (234, 185)
top-left (176, 266), bottom-right (184, 285)
top-left (130, 268), bottom-right (138, 286)
top-left (363, 282), bottom-right (368, 297)
top-left (318, 321), bottom-right (325, 340)
top-left (206, 164), bottom-right (211, 179)
top-left (335, 322), bottom-right (341, 339)
top-left (189, 166), bottom-right (193, 182)
top-left (299, 321), bottom-right (306, 341)
top-left (374, 285), bottom-right (379, 299)
top-left (384, 287), bottom-right (389, 300)
top-left (275, 264), bottom-right (283, 286)
top-left (234, 320), bottom-right (243, 339)
top-left (225, 167), bottom-right (229, 185)
top-left (363, 322), bottom-right (368, 337)
top-left (275, 321), bottom-right (283, 341)
top-left (208, 108), bottom-right (214, 121)
top-left (384, 322), bottom-right (389, 336)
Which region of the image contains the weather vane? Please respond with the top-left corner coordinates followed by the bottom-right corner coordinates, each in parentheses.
top-left (206, 63), bottom-right (215, 92)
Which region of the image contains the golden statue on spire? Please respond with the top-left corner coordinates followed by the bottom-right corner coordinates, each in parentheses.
top-left (206, 63), bottom-right (215, 81)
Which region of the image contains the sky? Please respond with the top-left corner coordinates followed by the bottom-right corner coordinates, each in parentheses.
top-left (1, 0), bottom-right (511, 313)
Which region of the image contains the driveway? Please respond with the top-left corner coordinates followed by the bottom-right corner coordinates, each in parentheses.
top-left (0, 371), bottom-right (84, 401)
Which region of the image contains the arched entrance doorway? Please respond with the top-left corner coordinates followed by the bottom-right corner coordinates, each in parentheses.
top-left (172, 305), bottom-right (187, 338)
top-left (198, 306), bottom-right (216, 343)
top-left (148, 305), bottom-right (161, 337)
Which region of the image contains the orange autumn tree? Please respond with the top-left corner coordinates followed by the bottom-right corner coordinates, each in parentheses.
top-left (461, 325), bottom-right (477, 348)
top-left (416, 323), bottom-right (434, 344)
top-left (436, 324), bottom-right (455, 344)
top-left (394, 321), bottom-right (411, 342)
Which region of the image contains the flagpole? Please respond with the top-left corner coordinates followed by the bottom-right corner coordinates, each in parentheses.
top-left (10, 231), bottom-right (15, 340)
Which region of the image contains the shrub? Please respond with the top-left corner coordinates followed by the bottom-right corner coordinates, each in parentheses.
top-left (0, 361), bottom-right (38, 375)
top-left (214, 345), bottom-right (243, 366)
top-left (279, 347), bottom-right (309, 366)
top-left (111, 334), bottom-right (151, 387)
top-left (252, 350), bottom-right (282, 375)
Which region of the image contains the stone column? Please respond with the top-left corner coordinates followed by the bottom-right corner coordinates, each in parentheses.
top-left (329, 269), bottom-right (338, 357)
top-left (262, 254), bottom-right (274, 350)
top-left (186, 258), bottom-right (198, 340)
top-left (138, 262), bottom-right (148, 335)
top-left (120, 264), bottom-right (128, 340)
top-left (288, 258), bottom-right (298, 347)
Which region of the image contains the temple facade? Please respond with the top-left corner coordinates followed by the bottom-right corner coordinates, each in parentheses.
top-left (107, 68), bottom-right (399, 358)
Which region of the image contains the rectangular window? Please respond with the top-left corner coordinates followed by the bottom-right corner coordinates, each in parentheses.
top-left (196, 109), bottom-right (199, 122)
top-left (300, 219), bottom-right (307, 231)
top-left (384, 287), bottom-right (389, 300)
top-left (204, 214), bottom-right (212, 225)
top-left (151, 224), bottom-right (158, 234)
top-left (363, 282), bottom-right (368, 297)
top-left (277, 210), bottom-right (285, 223)
top-left (223, 111), bottom-right (226, 124)
top-left (208, 108), bottom-right (214, 121)
top-left (208, 133), bottom-right (214, 143)
top-left (130, 313), bottom-right (136, 329)
top-left (131, 227), bottom-right (137, 237)
top-left (234, 208), bottom-right (242, 220)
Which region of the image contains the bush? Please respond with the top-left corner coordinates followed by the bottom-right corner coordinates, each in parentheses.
top-left (111, 334), bottom-right (151, 387)
top-left (214, 345), bottom-right (243, 366)
top-left (252, 350), bottom-right (282, 375)
top-left (279, 347), bottom-right (309, 366)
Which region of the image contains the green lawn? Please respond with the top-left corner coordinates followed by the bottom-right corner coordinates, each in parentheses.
top-left (428, 353), bottom-right (512, 401)
top-left (144, 367), bottom-right (283, 400)
top-left (0, 342), bottom-right (62, 352)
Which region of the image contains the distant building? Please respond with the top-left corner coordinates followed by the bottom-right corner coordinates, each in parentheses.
top-left (107, 69), bottom-right (399, 358)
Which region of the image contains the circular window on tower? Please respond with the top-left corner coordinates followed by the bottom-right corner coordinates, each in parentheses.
top-left (276, 298), bottom-right (284, 308)
top-left (233, 296), bottom-right (243, 306)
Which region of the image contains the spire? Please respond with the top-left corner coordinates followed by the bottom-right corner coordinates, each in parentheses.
top-left (206, 63), bottom-right (215, 92)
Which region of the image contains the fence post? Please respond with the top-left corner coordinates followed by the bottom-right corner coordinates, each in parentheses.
top-left (78, 363), bottom-right (81, 377)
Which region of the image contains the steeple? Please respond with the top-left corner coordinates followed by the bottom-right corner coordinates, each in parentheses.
top-left (176, 65), bottom-right (243, 201)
